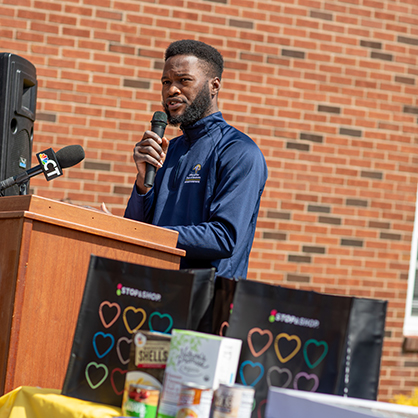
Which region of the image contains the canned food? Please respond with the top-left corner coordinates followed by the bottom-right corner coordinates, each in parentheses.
top-left (122, 383), bottom-right (160, 418)
top-left (211, 384), bottom-right (255, 418)
top-left (175, 382), bottom-right (213, 418)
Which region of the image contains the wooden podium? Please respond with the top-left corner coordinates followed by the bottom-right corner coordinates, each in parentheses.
top-left (0, 195), bottom-right (185, 395)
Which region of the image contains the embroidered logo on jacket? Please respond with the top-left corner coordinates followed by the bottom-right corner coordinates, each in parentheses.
top-left (185, 164), bottom-right (202, 184)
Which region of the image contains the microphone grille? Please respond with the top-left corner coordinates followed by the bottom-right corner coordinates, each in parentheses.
top-left (152, 111), bottom-right (168, 123)
top-left (56, 145), bottom-right (85, 169)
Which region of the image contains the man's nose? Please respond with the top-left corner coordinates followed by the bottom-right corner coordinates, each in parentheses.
top-left (167, 82), bottom-right (181, 96)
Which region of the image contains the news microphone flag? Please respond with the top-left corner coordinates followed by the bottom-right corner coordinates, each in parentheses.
top-left (36, 148), bottom-right (63, 181)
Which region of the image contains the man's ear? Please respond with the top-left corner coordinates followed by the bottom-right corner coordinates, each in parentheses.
top-left (210, 77), bottom-right (221, 96)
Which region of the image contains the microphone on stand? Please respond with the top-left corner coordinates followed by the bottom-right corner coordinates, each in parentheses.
top-left (0, 144), bottom-right (85, 193)
top-left (144, 111), bottom-right (168, 188)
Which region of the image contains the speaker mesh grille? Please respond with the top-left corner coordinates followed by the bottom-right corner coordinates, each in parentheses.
top-left (4, 128), bottom-right (31, 196)
top-left (0, 53), bottom-right (37, 196)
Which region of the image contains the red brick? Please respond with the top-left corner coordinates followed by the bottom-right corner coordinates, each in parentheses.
top-left (64, 5), bottom-right (93, 16)
top-left (18, 10), bottom-right (47, 20)
top-left (35, 1), bottom-right (62, 11)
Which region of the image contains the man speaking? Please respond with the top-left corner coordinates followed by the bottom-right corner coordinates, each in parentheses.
top-left (124, 39), bottom-right (268, 278)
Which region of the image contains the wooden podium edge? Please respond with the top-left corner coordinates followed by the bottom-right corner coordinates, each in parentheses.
top-left (0, 211), bottom-right (185, 257)
top-left (3, 218), bottom-right (33, 396)
top-left (0, 195), bottom-right (181, 249)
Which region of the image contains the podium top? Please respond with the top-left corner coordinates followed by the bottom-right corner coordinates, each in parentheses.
top-left (0, 194), bottom-right (185, 256)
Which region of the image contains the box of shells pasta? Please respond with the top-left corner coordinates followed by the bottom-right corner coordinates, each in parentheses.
top-left (121, 330), bottom-right (172, 407)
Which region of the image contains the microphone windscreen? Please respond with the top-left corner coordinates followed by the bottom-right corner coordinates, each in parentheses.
top-left (56, 145), bottom-right (85, 169)
top-left (152, 111), bottom-right (168, 124)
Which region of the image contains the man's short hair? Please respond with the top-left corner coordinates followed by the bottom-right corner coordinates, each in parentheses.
top-left (165, 39), bottom-right (224, 79)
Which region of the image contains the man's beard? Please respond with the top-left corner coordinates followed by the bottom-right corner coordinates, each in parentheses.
top-left (164, 83), bottom-right (212, 128)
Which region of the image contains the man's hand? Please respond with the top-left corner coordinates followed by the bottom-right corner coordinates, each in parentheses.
top-left (100, 202), bottom-right (112, 214)
top-left (133, 130), bottom-right (169, 194)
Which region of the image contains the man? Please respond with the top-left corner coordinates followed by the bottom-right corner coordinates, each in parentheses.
top-left (124, 39), bottom-right (267, 278)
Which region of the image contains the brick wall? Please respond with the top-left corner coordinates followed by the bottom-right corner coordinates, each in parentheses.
top-left (1, 0), bottom-right (418, 401)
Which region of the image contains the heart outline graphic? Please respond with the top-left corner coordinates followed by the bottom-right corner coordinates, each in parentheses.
top-left (303, 339), bottom-right (328, 369)
top-left (123, 306), bottom-right (146, 334)
top-left (219, 321), bottom-right (229, 336)
top-left (247, 328), bottom-right (273, 357)
top-left (99, 301), bottom-right (121, 328)
top-left (293, 371), bottom-right (319, 392)
top-left (110, 368), bottom-right (128, 395)
top-left (85, 362), bottom-right (108, 389)
top-left (257, 399), bottom-right (267, 418)
top-left (93, 332), bottom-right (115, 358)
top-left (148, 312), bottom-right (173, 334)
top-left (266, 366), bottom-right (292, 388)
top-left (274, 333), bottom-right (301, 363)
top-left (239, 360), bottom-right (264, 387)
top-left (116, 336), bottom-right (132, 365)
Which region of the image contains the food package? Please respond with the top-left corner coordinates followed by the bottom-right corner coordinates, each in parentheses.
top-left (157, 329), bottom-right (242, 418)
top-left (121, 330), bottom-right (172, 407)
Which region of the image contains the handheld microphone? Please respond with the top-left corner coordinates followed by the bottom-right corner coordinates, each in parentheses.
top-left (144, 111), bottom-right (168, 188)
top-left (0, 144), bottom-right (85, 192)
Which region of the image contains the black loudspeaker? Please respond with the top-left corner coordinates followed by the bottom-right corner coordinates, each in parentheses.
top-left (0, 53), bottom-right (37, 196)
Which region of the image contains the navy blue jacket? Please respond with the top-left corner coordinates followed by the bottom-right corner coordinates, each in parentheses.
top-left (124, 112), bottom-right (267, 278)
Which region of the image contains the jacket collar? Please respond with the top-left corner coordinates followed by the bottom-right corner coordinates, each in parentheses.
top-left (181, 112), bottom-right (223, 143)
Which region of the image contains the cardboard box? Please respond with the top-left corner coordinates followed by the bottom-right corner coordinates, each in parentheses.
top-left (265, 387), bottom-right (418, 418)
top-left (157, 329), bottom-right (242, 418)
top-left (122, 331), bottom-right (171, 408)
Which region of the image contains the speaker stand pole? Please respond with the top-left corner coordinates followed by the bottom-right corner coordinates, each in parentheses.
top-left (19, 182), bottom-right (28, 195)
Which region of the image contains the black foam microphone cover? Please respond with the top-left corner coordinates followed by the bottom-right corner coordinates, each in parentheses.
top-left (144, 111), bottom-right (168, 188)
top-left (56, 144), bottom-right (85, 168)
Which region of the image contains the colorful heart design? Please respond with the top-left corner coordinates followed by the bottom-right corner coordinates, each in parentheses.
top-left (274, 333), bottom-right (301, 363)
top-left (293, 372), bottom-right (319, 392)
top-left (303, 339), bottom-right (328, 369)
top-left (148, 312), bottom-right (173, 334)
top-left (257, 399), bottom-right (267, 418)
top-left (219, 321), bottom-right (229, 336)
top-left (111, 368), bottom-right (128, 395)
top-left (93, 332), bottom-right (115, 358)
top-left (266, 366), bottom-right (292, 388)
top-left (85, 362), bottom-right (108, 389)
top-left (116, 336), bottom-right (132, 365)
top-left (247, 328), bottom-right (273, 357)
top-left (123, 306), bottom-right (146, 334)
top-left (99, 301), bottom-right (121, 328)
top-left (239, 360), bottom-right (264, 387)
